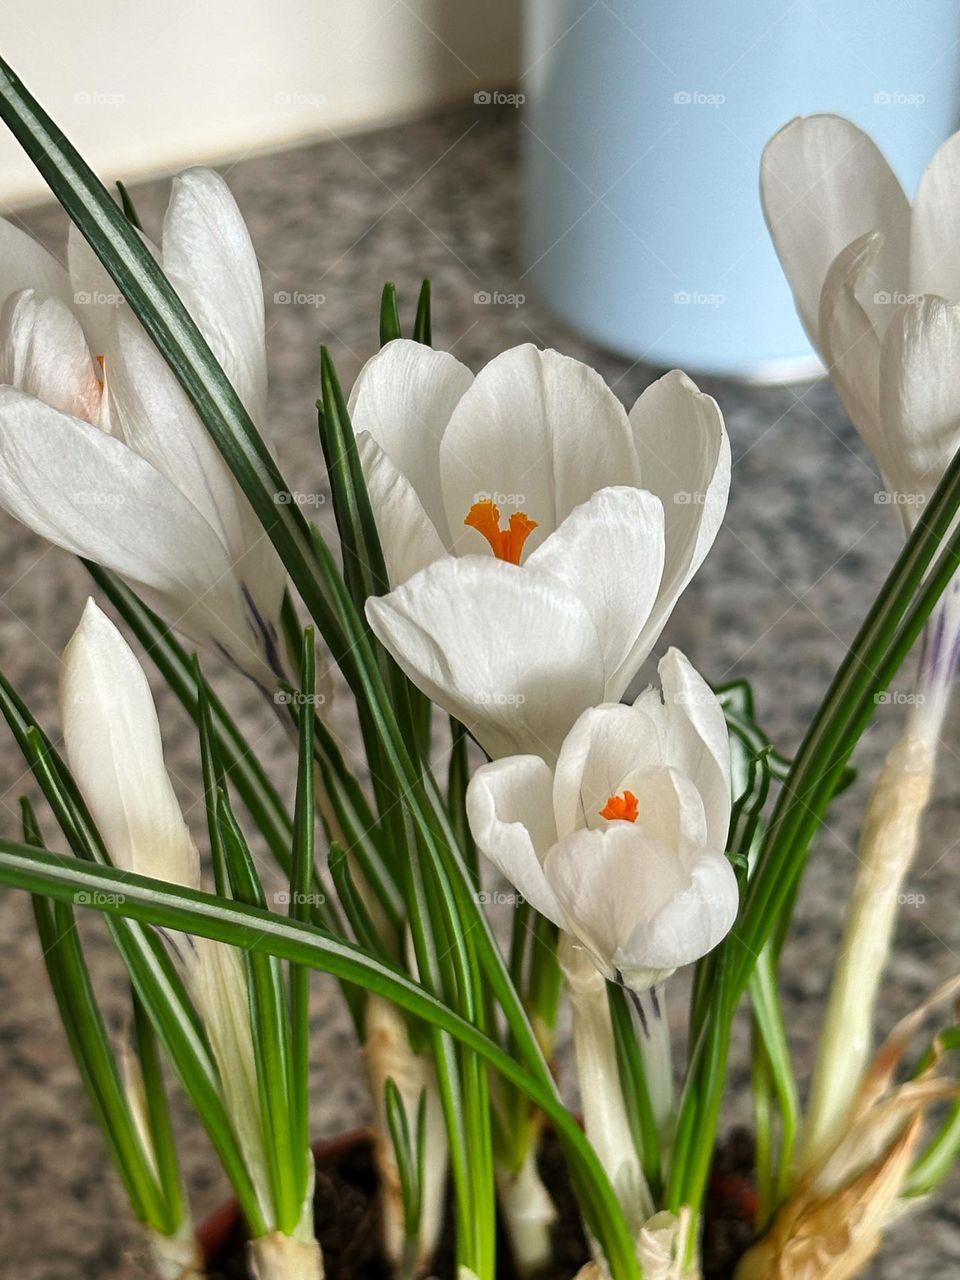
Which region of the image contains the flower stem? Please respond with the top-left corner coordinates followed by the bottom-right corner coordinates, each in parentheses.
top-left (561, 936), bottom-right (654, 1236)
top-left (799, 728), bottom-right (936, 1171)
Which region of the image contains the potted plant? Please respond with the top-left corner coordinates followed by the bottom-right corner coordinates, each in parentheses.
top-left (0, 58), bottom-right (958, 1280)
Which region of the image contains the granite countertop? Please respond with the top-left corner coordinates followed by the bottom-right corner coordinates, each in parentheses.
top-left (1, 105), bottom-right (958, 1277)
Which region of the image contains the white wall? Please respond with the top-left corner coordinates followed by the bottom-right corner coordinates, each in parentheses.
top-left (0, 0), bottom-right (519, 206)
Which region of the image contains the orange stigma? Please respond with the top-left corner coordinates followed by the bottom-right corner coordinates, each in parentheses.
top-left (599, 790), bottom-right (639, 823)
top-left (464, 499), bottom-right (538, 565)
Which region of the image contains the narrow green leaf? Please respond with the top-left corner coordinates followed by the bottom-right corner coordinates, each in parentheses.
top-left (607, 983), bottom-right (662, 1199)
top-left (0, 840), bottom-right (641, 1280)
top-left (115, 179), bottom-right (143, 230)
top-left (413, 279), bottom-right (432, 346)
top-left (289, 628), bottom-right (316, 1191)
top-left (384, 1077), bottom-right (424, 1237)
top-left (379, 281), bottom-right (402, 345)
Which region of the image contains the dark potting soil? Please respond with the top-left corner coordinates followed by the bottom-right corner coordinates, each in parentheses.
top-left (205, 1128), bottom-right (756, 1279)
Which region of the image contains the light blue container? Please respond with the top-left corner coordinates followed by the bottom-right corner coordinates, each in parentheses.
top-left (522, 0), bottom-right (960, 380)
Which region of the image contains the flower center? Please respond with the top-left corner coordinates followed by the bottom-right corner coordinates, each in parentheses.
top-left (464, 499), bottom-right (538, 565)
top-left (599, 790), bottom-right (639, 823)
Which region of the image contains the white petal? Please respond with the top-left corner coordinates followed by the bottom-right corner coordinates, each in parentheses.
top-left (627, 371), bottom-right (729, 659)
top-left (161, 168), bottom-right (267, 426)
top-left (0, 290), bottom-right (102, 422)
top-left (348, 338), bottom-right (473, 545)
top-left (911, 130), bottom-right (960, 299)
top-left (0, 387), bottom-right (259, 667)
top-left (105, 308), bottom-right (284, 628)
top-left (365, 556), bottom-right (605, 760)
top-left (356, 430), bottom-right (448, 585)
top-left (60, 598), bottom-right (200, 887)
top-left (67, 221), bottom-right (134, 360)
top-left (552, 702), bottom-right (665, 838)
top-left (817, 233), bottom-right (884, 459)
top-left (439, 346), bottom-right (641, 556)
top-left (526, 486), bottom-right (665, 699)
top-left (0, 217), bottom-right (72, 309)
top-left (878, 295), bottom-right (960, 520)
top-left (760, 115), bottom-right (910, 343)
top-left (613, 851), bottom-right (738, 992)
top-left (652, 648), bottom-right (732, 850)
top-left (466, 756), bottom-right (565, 926)
top-left (544, 825), bottom-right (690, 981)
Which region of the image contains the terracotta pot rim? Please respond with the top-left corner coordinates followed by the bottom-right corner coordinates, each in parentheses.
top-left (196, 1127), bottom-right (374, 1265)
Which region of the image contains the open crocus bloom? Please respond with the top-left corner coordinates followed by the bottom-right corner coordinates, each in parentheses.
top-left (761, 115), bottom-right (960, 527)
top-left (60, 598), bottom-right (276, 1228)
top-left (0, 168), bottom-right (284, 685)
top-left (465, 648), bottom-right (737, 991)
top-left (358, 341), bottom-right (729, 759)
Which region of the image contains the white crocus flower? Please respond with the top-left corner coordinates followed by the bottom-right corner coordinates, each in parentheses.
top-left (762, 116), bottom-right (960, 1166)
top-left (466, 648), bottom-right (736, 991)
top-left (761, 114), bottom-right (960, 524)
top-left (358, 340), bottom-right (729, 760)
top-left (60, 599), bottom-right (321, 1278)
top-left (0, 169), bottom-right (284, 686)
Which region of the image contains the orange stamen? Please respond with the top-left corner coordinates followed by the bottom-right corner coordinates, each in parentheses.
top-left (464, 500), bottom-right (538, 565)
top-left (599, 790), bottom-right (639, 823)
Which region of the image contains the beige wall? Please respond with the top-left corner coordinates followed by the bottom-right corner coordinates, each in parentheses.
top-left (0, 0), bottom-right (519, 206)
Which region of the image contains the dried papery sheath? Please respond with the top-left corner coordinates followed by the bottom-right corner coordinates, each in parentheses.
top-left (740, 975), bottom-right (960, 1280)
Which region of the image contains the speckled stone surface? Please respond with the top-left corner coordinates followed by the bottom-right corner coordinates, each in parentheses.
top-left (1, 104), bottom-right (958, 1277)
